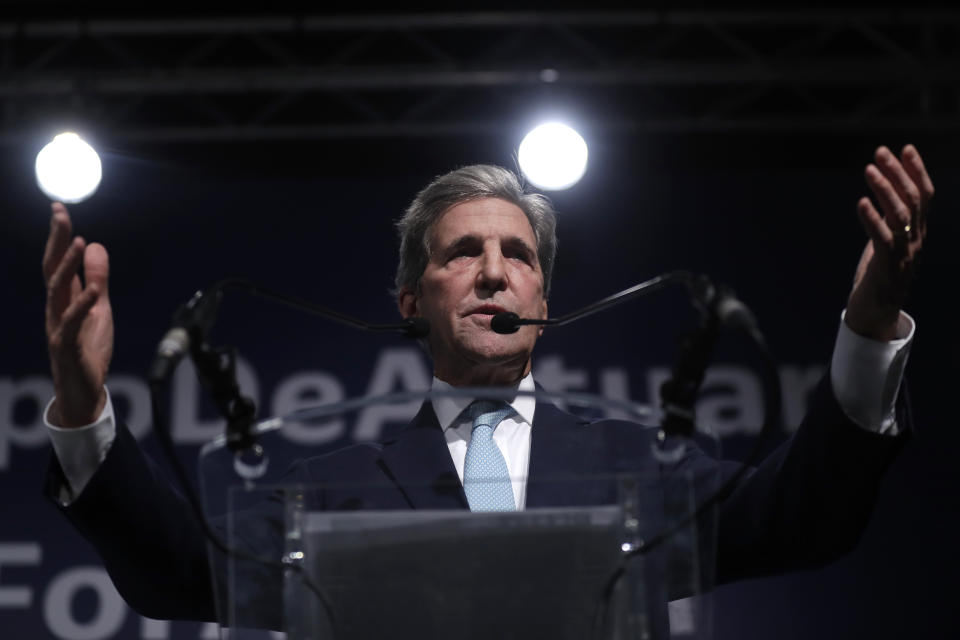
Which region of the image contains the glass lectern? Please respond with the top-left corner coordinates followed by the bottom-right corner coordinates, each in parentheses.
top-left (196, 389), bottom-right (721, 640)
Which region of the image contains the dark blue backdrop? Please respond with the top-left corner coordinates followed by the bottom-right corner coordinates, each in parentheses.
top-left (2, 132), bottom-right (957, 639)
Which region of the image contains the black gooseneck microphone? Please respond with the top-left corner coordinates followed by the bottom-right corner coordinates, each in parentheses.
top-left (149, 277), bottom-right (430, 452)
top-left (146, 277), bottom-right (428, 630)
top-left (566, 273), bottom-right (779, 639)
top-left (149, 277), bottom-right (429, 386)
top-left (490, 270), bottom-right (757, 336)
top-left (489, 270), bottom-right (761, 438)
top-left (148, 288), bottom-right (223, 383)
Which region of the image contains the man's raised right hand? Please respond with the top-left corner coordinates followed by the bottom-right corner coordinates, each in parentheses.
top-left (42, 202), bottom-right (114, 427)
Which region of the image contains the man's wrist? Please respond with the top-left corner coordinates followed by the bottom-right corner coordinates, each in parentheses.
top-left (48, 386), bottom-right (108, 429)
top-left (844, 307), bottom-right (912, 342)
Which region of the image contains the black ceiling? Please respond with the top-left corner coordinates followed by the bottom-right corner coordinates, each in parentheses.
top-left (1, 5), bottom-right (957, 174)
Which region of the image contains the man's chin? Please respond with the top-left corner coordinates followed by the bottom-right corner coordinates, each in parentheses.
top-left (431, 334), bottom-right (533, 384)
top-left (434, 323), bottom-right (535, 365)
top-left (456, 337), bottom-right (532, 368)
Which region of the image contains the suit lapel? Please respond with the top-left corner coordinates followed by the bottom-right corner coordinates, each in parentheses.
top-left (378, 402), bottom-right (469, 510)
top-left (526, 400), bottom-right (613, 508)
top-left (378, 398), bottom-right (616, 510)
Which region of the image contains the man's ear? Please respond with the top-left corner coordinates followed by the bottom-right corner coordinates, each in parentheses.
top-left (397, 288), bottom-right (419, 319)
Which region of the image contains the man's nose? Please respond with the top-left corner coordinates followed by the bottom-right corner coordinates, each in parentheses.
top-left (476, 248), bottom-right (507, 292)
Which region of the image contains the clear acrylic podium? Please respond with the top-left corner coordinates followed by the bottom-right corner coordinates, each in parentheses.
top-left (196, 388), bottom-right (721, 640)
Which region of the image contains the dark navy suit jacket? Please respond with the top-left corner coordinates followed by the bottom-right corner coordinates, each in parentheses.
top-left (46, 375), bottom-right (907, 628)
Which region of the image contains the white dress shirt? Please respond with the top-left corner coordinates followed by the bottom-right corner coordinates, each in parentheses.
top-left (46, 312), bottom-right (915, 505)
top-left (432, 373), bottom-right (536, 510)
top-left (830, 311), bottom-right (914, 435)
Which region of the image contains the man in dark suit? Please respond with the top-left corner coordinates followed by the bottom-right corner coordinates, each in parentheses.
top-left (42, 147), bottom-right (933, 627)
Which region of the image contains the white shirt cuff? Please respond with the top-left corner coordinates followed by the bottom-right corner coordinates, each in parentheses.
top-left (831, 310), bottom-right (914, 435)
top-left (44, 387), bottom-right (117, 504)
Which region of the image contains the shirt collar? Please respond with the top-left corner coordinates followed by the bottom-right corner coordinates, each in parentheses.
top-left (431, 372), bottom-right (536, 431)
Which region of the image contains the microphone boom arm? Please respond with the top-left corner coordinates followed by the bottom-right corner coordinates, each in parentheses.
top-left (492, 271), bottom-right (702, 333)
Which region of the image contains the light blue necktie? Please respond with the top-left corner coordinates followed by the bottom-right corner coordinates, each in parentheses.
top-left (463, 400), bottom-right (516, 512)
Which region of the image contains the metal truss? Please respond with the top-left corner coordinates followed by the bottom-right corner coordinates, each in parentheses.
top-left (1, 10), bottom-right (958, 143)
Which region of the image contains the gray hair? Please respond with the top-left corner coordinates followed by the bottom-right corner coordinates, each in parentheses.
top-left (394, 164), bottom-right (558, 298)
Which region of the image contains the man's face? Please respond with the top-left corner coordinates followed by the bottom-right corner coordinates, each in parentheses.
top-left (398, 197), bottom-right (548, 386)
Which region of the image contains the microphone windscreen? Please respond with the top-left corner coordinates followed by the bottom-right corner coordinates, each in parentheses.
top-left (491, 312), bottom-right (521, 334)
top-left (716, 296), bottom-right (757, 332)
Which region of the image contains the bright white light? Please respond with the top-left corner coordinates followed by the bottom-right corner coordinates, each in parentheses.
top-left (35, 132), bottom-right (102, 203)
top-left (518, 122), bottom-right (588, 190)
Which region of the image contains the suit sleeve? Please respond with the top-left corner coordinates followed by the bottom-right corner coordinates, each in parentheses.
top-left (713, 373), bottom-right (909, 584)
top-left (44, 423), bottom-right (219, 621)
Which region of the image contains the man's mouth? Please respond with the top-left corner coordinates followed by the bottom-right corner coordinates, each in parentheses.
top-left (467, 304), bottom-right (508, 316)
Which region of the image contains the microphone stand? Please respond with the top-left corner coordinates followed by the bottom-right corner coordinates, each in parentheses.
top-left (658, 276), bottom-right (725, 439)
top-left (149, 277), bottom-right (428, 452)
top-left (487, 270), bottom-right (781, 640)
top-left (191, 340), bottom-right (258, 453)
top-left (144, 278), bottom-right (430, 634)
top-left (491, 271), bottom-right (760, 440)
top-left (491, 270), bottom-right (695, 333)
top-left (583, 276), bottom-right (780, 640)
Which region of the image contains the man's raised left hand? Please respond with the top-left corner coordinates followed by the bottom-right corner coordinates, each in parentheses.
top-left (846, 144), bottom-right (934, 342)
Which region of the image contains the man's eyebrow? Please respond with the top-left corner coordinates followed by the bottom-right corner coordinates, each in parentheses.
top-left (435, 234), bottom-right (537, 258)
top-left (442, 235), bottom-right (481, 253)
top-left (502, 236), bottom-right (537, 257)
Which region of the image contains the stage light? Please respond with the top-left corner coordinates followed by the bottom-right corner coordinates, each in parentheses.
top-left (35, 132), bottom-right (102, 203)
top-left (518, 122), bottom-right (588, 190)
